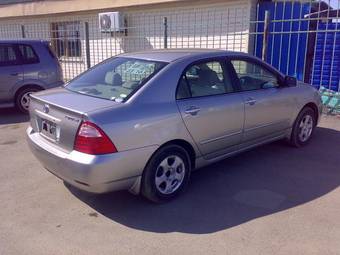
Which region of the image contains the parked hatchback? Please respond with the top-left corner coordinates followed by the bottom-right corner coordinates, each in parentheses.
top-left (0, 39), bottom-right (63, 113)
top-left (27, 50), bottom-right (322, 203)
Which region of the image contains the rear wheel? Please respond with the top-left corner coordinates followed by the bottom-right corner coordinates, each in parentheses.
top-left (290, 107), bottom-right (316, 147)
top-left (16, 87), bottom-right (41, 113)
top-left (141, 144), bottom-right (191, 203)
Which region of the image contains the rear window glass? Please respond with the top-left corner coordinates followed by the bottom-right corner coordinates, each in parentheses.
top-left (66, 57), bottom-right (167, 102)
top-left (18, 44), bottom-right (39, 64)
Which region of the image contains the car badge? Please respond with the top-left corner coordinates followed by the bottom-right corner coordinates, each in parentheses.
top-left (43, 104), bottom-right (50, 114)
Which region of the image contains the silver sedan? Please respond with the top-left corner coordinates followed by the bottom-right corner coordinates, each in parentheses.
top-left (27, 49), bottom-right (322, 202)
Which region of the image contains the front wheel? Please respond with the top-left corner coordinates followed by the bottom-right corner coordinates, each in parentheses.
top-left (141, 144), bottom-right (191, 203)
top-left (290, 107), bottom-right (316, 147)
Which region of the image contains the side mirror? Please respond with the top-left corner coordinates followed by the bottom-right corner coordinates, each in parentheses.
top-left (284, 76), bottom-right (297, 87)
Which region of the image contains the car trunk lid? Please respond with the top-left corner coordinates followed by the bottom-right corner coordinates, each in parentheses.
top-left (29, 87), bottom-right (120, 152)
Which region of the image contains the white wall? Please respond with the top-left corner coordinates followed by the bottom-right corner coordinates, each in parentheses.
top-left (0, 0), bottom-right (254, 80)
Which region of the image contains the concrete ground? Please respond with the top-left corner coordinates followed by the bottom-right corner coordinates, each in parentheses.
top-left (0, 108), bottom-right (339, 255)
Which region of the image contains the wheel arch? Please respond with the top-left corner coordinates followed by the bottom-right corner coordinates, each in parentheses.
top-left (289, 102), bottom-right (318, 147)
top-left (129, 139), bottom-right (197, 196)
top-left (302, 102), bottom-right (319, 124)
top-left (14, 84), bottom-right (44, 101)
top-left (158, 139), bottom-right (196, 169)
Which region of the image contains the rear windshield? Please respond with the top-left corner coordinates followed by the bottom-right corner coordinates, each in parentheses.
top-left (66, 57), bottom-right (167, 102)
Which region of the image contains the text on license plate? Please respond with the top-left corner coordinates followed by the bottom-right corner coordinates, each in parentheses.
top-left (41, 119), bottom-right (59, 141)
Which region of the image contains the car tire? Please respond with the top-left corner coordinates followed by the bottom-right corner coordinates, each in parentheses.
top-left (289, 107), bottom-right (316, 147)
top-left (16, 87), bottom-right (41, 114)
top-left (141, 144), bottom-right (191, 203)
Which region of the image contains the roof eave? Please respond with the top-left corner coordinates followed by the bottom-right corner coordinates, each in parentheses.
top-left (0, 0), bottom-right (188, 19)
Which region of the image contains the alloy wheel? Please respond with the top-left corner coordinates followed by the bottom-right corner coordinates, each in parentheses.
top-left (20, 92), bottom-right (32, 110)
top-left (155, 155), bottom-right (186, 195)
top-left (298, 114), bottom-right (314, 142)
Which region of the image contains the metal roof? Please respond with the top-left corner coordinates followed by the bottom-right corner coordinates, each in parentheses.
top-left (0, 0), bottom-right (39, 5)
top-left (0, 39), bottom-right (48, 43)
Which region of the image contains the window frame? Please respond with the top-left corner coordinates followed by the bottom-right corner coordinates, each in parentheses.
top-left (17, 44), bottom-right (40, 65)
top-left (175, 57), bottom-right (238, 100)
top-left (0, 43), bottom-right (21, 67)
top-left (226, 55), bottom-right (285, 92)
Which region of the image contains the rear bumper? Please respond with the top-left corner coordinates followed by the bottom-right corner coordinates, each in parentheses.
top-left (27, 126), bottom-right (157, 194)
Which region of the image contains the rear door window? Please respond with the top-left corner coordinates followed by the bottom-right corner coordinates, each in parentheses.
top-left (18, 44), bottom-right (40, 64)
top-left (176, 60), bottom-right (234, 99)
top-left (0, 44), bottom-right (18, 66)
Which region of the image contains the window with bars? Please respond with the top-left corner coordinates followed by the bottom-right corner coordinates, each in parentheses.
top-left (50, 21), bottom-right (81, 59)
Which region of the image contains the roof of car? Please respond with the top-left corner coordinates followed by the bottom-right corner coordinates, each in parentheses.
top-left (0, 39), bottom-right (48, 44)
top-left (119, 49), bottom-right (249, 63)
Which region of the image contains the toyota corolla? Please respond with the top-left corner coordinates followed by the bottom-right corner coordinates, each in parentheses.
top-left (27, 50), bottom-right (322, 202)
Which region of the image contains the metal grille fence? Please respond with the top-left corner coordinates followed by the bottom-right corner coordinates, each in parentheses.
top-left (251, 0), bottom-right (340, 91)
top-left (0, 0), bottom-right (339, 92)
top-left (0, 2), bottom-right (251, 81)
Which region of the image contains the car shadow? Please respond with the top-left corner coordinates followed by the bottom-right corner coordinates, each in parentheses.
top-left (0, 108), bottom-right (29, 125)
top-left (66, 127), bottom-right (340, 234)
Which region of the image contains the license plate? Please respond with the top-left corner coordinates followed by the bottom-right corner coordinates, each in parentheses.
top-left (41, 119), bottom-right (58, 140)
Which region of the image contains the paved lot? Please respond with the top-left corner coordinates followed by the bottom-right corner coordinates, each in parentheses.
top-left (0, 108), bottom-right (339, 255)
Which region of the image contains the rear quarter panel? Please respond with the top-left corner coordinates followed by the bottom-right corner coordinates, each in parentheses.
top-left (86, 100), bottom-right (200, 157)
top-left (86, 60), bottom-right (202, 157)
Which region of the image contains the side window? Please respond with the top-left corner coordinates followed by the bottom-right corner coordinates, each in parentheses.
top-left (231, 60), bottom-right (279, 91)
top-left (18, 45), bottom-right (39, 64)
top-left (176, 60), bottom-right (234, 99)
top-left (177, 75), bottom-right (191, 99)
top-left (0, 44), bottom-right (18, 66)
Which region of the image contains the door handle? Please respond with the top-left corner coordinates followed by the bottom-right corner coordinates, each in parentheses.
top-left (245, 97), bottom-right (256, 106)
top-left (184, 106), bottom-right (200, 116)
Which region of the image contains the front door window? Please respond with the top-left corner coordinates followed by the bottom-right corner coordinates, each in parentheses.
top-left (230, 60), bottom-right (280, 91)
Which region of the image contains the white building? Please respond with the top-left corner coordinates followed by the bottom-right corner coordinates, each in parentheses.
top-left (0, 0), bottom-right (257, 80)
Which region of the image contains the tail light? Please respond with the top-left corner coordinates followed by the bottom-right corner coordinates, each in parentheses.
top-left (74, 121), bottom-right (117, 155)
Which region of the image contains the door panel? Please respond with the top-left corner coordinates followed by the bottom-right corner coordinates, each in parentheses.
top-left (19, 44), bottom-right (47, 85)
top-left (176, 59), bottom-right (244, 157)
top-left (177, 94), bottom-right (244, 156)
top-left (229, 58), bottom-right (294, 143)
top-left (0, 44), bottom-right (23, 102)
top-left (241, 88), bottom-right (293, 142)
top-left (0, 66), bottom-right (23, 102)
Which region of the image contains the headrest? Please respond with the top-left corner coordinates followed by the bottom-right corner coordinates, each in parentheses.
top-left (198, 69), bottom-right (219, 84)
top-left (105, 71), bottom-right (122, 86)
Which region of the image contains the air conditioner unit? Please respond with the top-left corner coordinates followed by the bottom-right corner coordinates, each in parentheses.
top-left (99, 12), bottom-right (124, 32)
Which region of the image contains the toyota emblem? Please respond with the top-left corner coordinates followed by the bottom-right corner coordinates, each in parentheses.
top-left (43, 104), bottom-right (50, 114)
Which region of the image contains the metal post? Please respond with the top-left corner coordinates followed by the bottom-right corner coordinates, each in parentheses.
top-left (84, 22), bottom-right (91, 69)
top-left (124, 17), bottom-right (128, 37)
top-left (262, 10), bottom-right (270, 62)
top-left (163, 17), bottom-right (168, 49)
top-left (21, 25), bottom-right (25, 38)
